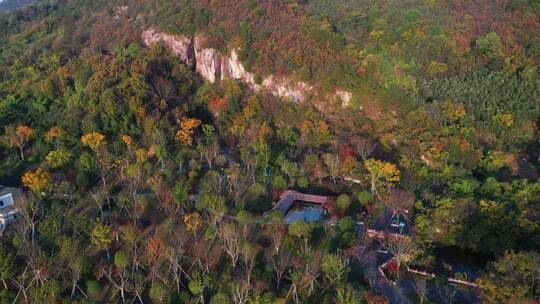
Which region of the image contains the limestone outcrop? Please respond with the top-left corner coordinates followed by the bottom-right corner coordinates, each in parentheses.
top-left (142, 28), bottom-right (351, 104)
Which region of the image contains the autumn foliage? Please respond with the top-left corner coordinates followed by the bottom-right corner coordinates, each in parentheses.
top-left (21, 168), bottom-right (50, 193)
top-left (46, 126), bottom-right (65, 141)
top-left (175, 118), bottom-right (202, 145)
top-left (81, 132), bottom-right (106, 150)
top-left (2, 125), bottom-right (33, 160)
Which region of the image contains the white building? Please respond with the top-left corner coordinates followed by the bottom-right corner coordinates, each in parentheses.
top-left (0, 186), bottom-right (21, 228)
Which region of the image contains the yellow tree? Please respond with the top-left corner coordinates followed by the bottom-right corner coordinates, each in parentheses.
top-left (364, 159), bottom-right (400, 198)
top-left (175, 118), bottom-right (202, 146)
top-left (81, 132), bottom-right (106, 150)
top-left (2, 125), bottom-right (33, 160)
top-left (81, 132), bottom-right (110, 187)
top-left (21, 168), bottom-right (50, 193)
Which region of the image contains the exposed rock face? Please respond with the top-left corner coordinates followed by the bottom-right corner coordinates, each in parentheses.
top-left (332, 90), bottom-right (352, 107)
top-left (142, 29), bottom-right (194, 64)
top-left (193, 37), bottom-right (222, 83)
top-left (263, 76), bottom-right (312, 103)
top-left (142, 29), bottom-right (350, 104)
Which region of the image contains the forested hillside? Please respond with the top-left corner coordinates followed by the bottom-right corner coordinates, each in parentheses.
top-left (0, 0), bottom-right (37, 12)
top-left (0, 0), bottom-right (539, 303)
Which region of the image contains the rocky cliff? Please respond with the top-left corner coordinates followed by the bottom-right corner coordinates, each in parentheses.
top-left (142, 29), bottom-right (351, 105)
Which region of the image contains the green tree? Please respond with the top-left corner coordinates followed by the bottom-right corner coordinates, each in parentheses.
top-left (149, 282), bottom-right (169, 303)
top-left (336, 284), bottom-right (364, 304)
top-left (478, 251), bottom-right (540, 303)
top-left (174, 177), bottom-right (190, 211)
top-left (339, 216), bottom-right (355, 233)
top-left (272, 175), bottom-right (287, 190)
top-left (252, 141), bottom-right (270, 178)
top-left (288, 221), bottom-right (313, 255)
top-left (321, 252), bottom-right (350, 287)
top-left (188, 272), bottom-right (210, 303)
top-left (91, 224), bottom-right (113, 259)
top-left (336, 194), bottom-right (351, 213)
top-left (475, 32), bottom-right (502, 58)
top-left (0, 250), bottom-right (14, 289)
top-left (45, 149), bottom-right (71, 169)
top-left (86, 280), bottom-right (101, 299)
top-left (356, 191), bottom-right (373, 207)
top-left (114, 250), bottom-right (130, 269)
top-left (204, 194), bottom-right (228, 227)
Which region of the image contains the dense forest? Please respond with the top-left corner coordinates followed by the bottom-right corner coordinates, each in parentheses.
top-left (0, 0), bottom-right (539, 303)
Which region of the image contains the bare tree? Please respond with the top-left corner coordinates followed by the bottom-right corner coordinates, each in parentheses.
top-left (105, 265), bottom-right (127, 303)
top-left (165, 228), bottom-right (190, 293)
top-left (218, 222), bottom-right (240, 268)
top-left (90, 186), bottom-right (108, 219)
top-left (191, 237), bottom-right (212, 275)
top-left (303, 250), bottom-right (322, 295)
top-left (355, 138), bottom-right (376, 161)
top-left (239, 241), bottom-right (257, 285)
top-left (151, 129), bottom-right (172, 172)
top-left (146, 235), bottom-right (168, 284)
top-left (382, 235), bottom-right (419, 275)
top-left (270, 251), bottom-right (291, 289)
top-left (226, 163), bottom-right (251, 205)
top-left (382, 189), bottom-right (415, 224)
top-left (266, 220), bottom-right (285, 256)
top-left (205, 171), bottom-right (227, 196)
top-left (285, 271), bottom-right (301, 304)
top-left (323, 153), bottom-right (341, 184)
top-left (126, 273), bottom-right (147, 304)
top-left (54, 181), bottom-right (79, 208)
top-left (12, 265), bottom-right (32, 303)
top-left (231, 280), bottom-right (251, 304)
top-left (198, 140), bottom-right (220, 170)
top-left (15, 193), bottom-right (43, 243)
top-left (411, 278), bottom-right (428, 303)
top-left (149, 176), bottom-right (176, 215)
top-left (68, 260), bottom-right (87, 299)
top-left (124, 162), bottom-right (144, 202)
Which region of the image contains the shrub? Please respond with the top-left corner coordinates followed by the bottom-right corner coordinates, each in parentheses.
top-left (297, 176), bottom-right (309, 188)
top-left (272, 175), bottom-right (287, 190)
top-left (336, 194), bottom-right (351, 212)
top-left (86, 280), bottom-right (101, 299)
top-left (357, 191), bottom-right (373, 206)
top-left (339, 216), bottom-right (355, 233)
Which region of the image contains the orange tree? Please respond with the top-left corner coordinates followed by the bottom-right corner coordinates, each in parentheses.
top-left (175, 118), bottom-right (202, 146)
top-left (2, 125), bottom-right (34, 160)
